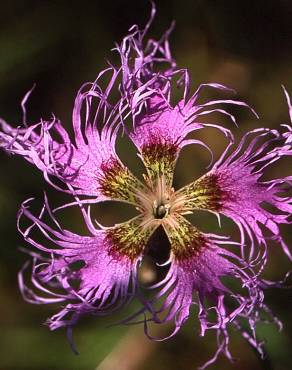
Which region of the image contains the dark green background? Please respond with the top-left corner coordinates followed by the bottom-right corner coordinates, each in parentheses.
top-left (0, 1), bottom-right (292, 369)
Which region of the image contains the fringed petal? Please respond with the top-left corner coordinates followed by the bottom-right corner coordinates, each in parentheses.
top-left (178, 125), bottom-right (292, 265)
top-left (115, 4), bottom-right (255, 189)
top-left (0, 68), bottom-right (145, 204)
top-left (17, 197), bottom-right (157, 331)
top-left (144, 215), bottom-right (276, 368)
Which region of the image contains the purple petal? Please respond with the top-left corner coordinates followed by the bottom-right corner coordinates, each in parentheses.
top-left (143, 215), bottom-right (269, 367)
top-left (114, 6), bottom-right (254, 189)
top-left (17, 197), bottom-right (156, 330)
top-left (178, 126), bottom-right (292, 264)
top-left (0, 68), bottom-right (143, 204)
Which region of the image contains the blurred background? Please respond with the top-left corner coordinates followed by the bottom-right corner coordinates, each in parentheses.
top-left (0, 1), bottom-right (292, 369)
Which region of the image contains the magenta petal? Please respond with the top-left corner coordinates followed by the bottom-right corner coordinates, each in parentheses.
top-left (0, 68), bottom-right (128, 201)
top-left (211, 127), bottom-right (292, 262)
top-left (115, 5), bottom-right (255, 171)
top-left (179, 125), bottom-right (292, 265)
top-left (17, 198), bottom-right (146, 330)
top-left (145, 233), bottom-right (270, 368)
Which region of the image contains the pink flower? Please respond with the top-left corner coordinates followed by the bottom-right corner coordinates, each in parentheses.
top-left (1, 5), bottom-right (292, 369)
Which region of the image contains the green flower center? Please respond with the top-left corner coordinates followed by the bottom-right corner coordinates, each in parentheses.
top-left (103, 150), bottom-right (224, 261)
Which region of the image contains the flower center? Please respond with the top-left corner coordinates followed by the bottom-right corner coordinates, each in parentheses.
top-left (153, 200), bottom-right (170, 219)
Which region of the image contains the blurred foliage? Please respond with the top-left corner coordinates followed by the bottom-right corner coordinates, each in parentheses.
top-left (0, 1), bottom-right (292, 369)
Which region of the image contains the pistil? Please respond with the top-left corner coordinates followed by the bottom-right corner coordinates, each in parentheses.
top-left (153, 200), bottom-right (170, 219)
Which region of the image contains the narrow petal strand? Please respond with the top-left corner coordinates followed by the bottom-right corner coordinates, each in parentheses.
top-left (17, 198), bottom-right (157, 330)
top-left (282, 86), bottom-right (292, 143)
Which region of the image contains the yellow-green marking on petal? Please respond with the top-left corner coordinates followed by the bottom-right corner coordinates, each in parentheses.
top-left (99, 157), bottom-right (146, 205)
top-left (141, 141), bottom-right (178, 188)
top-left (176, 173), bottom-right (226, 214)
top-left (162, 215), bottom-right (205, 260)
top-left (106, 216), bottom-right (157, 261)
